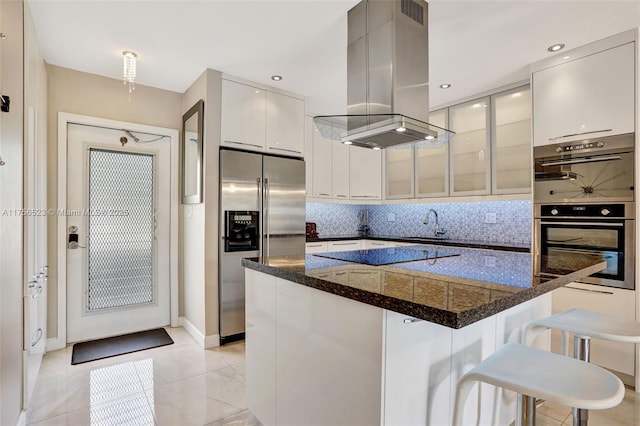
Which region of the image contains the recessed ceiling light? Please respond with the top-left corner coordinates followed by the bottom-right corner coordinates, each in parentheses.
top-left (547, 43), bottom-right (565, 52)
top-left (254, 90), bottom-right (260, 93)
top-left (562, 55), bottom-right (571, 60)
top-left (372, 146), bottom-right (381, 151)
top-left (396, 127), bottom-right (406, 132)
top-left (512, 92), bottom-right (522, 98)
top-left (271, 75), bottom-right (283, 81)
top-left (472, 103), bottom-right (482, 108)
top-left (343, 141), bottom-right (353, 145)
top-left (439, 83), bottom-right (451, 89)
top-left (425, 135), bottom-right (435, 140)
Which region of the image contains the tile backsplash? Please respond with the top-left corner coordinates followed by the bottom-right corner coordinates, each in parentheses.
top-left (306, 200), bottom-right (532, 246)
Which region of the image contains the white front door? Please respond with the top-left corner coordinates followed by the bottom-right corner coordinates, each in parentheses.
top-left (66, 123), bottom-right (170, 342)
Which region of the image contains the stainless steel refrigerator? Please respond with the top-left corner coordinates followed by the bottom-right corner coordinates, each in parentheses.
top-left (219, 149), bottom-right (306, 343)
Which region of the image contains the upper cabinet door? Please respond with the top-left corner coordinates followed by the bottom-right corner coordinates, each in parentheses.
top-left (415, 109), bottom-right (449, 198)
top-left (385, 148), bottom-right (414, 199)
top-left (449, 98), bottom-right (491, 195)
top-left (491, 86), bottom-right (531, 194)
top-left (312, 127), bottom-right (333, 198)
top-left (332, 142), bottom-right (350, 199)
top-left (266, 92), bottom-right (305, 156)
top-left (533, 42), bottom-right (635, 146)
top-left (350, 146), bottom-right (382, 200)
top-left (221, 79), bottom-right (267, 151)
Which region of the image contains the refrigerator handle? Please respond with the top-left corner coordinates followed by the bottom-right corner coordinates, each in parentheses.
top-left (264, 177), bottom-right (270, 257)
top-left (257, 177), bottom-right (263, 258)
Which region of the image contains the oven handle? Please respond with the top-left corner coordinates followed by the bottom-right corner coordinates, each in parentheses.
top-left (540, 221), bottom-right (624, 227)
top-left (564, 284), bottom-right (615, 295)
top-left (539, 155), bottom-right (622, 167)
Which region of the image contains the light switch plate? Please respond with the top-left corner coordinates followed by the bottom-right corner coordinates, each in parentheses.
top-left (185, 206), bottom-right (193, 218)
top-left (387, 213), bottom-right (396, 222)
top-left (485, 212), bottom-right (497, 224)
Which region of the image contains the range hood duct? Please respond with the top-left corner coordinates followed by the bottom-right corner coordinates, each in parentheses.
top-left (314, 0), bottom-right (453, 149)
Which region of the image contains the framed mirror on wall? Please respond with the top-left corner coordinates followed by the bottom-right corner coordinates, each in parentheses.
top-left (182, 100), bottom-right (204, 204)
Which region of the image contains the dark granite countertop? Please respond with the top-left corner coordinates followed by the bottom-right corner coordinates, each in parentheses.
top-left (305, 234), bottom-right (530, 252)
top-left (241, 245), bottom-right (606, 329)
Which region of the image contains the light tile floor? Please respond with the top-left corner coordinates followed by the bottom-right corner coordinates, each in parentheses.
top-left (27, 326), bottom-right (640, 425)
top-left (27, 327), bottom-right (259, 426)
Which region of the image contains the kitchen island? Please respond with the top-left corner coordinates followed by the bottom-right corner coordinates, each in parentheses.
top-left (241, 245), bottom-right (606, 426)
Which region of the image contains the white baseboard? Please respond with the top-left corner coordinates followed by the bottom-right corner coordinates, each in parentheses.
top-left (179, 316), bottom-right (220, 349)
top-left (204, 333), bottom-right (220, 349)
top-left (46, 336), bottom-right (66, 352)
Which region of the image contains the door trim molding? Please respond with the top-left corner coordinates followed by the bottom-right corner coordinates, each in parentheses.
top-left (56, 112), bottom-right (180, 346)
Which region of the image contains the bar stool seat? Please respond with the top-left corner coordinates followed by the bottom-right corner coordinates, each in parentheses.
top-left (524, 308), bottom-right (640, 425)
top-left (453, 343), bottom-right (624, 426)
top-left (525, 308), bottom-right (640, 346)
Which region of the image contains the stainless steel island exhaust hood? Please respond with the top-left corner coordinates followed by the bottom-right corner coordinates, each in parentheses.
top-left (314, 0), bottom-right (453, 150)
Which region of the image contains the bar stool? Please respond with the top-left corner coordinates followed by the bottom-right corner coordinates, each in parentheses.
top-left (524, 308), bottom-right (640, 426)
top-left (452, 343), bottom-right (624, 426)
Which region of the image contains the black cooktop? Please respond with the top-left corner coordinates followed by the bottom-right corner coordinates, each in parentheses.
top-left (313, 246), bottom-right (460, 266)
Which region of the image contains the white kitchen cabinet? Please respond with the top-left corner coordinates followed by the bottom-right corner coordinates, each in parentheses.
top-left (311, 128), bottom-right (333, 198)
top-left (304, 116), bottom-right (314, 197)
top-left (449, 97), bottom-right (491, 195)
top-left (387, 241), bottom-right (418, 247)
top-left (415, 108), bottom-right (449, 198)
top-left (350, 146), bottom-right (382, 200)
top-left (363, 240), bottom-right (389, 249)
top-left (221, 79), bottom-right (267, 151)
top-left (266, 91), bottom-right (305, 156)
top-left (532, 42), bottom-right (635, 146)
top-left (491, 86), bottom-right (531, 194)
top-left (551, 282), bottom-right (636, 376)
top-left (328, 240), bottom-right (362, 252)
top-left (385, 148), bottom-right (414, 199)
top-left (305, 241), bottom-right (328, 254)
top-left (332, 142), bottom-right (350, 199)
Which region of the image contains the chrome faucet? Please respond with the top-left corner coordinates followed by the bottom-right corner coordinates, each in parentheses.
top-left (423, 209), bottom-right (446, 238)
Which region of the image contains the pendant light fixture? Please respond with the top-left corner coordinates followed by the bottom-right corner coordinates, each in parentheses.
top-left (122, 51), bottom-right (137, 101)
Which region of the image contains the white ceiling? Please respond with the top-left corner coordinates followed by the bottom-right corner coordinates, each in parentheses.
top-left (28, 0), bottom-right (640, 114)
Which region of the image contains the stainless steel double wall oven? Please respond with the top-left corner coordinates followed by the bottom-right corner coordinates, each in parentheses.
top-left (533, 133), bottom-right (635, 290)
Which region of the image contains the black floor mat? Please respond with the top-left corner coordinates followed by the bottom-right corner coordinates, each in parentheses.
top-left (71, 328), bottom-right (174, 365)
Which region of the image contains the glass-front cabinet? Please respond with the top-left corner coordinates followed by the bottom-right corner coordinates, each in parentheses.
top-left (415, 109), bottom-right (448, 197)
top-left (382, 84), bottom-right (532, 200)
top-left (449, 97), bottom-right (491, 195)
top-left (492, 86), bottom-right (531, 193)
top-left (386, 148), bottom-right (414, 199)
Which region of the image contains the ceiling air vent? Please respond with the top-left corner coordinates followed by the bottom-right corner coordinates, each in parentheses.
top-left (401, 0), bottom-right (424, 25)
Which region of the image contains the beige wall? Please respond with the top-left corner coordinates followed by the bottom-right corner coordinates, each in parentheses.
top-left (0, 0), bottom-right (24, 423)
top-left (181, 69), bottom-right (222, 343)
top-left (46, 64), bottom-right (183, 339)
top-left (181, 71), bottom-right (207, 335)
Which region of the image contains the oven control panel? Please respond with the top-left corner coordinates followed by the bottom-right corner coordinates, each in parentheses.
top-left (555, 140), bottom-right (605, 153)
top-left (541, 204), bottom-right (626, 217)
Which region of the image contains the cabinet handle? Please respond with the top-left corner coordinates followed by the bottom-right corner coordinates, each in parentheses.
top-left (351, 195), bottom-right (378, 198)
top-left (268, 146), bottom-right (301, 154)
top-left (548, 129), bottom-right (612, 141)
top-left (224, 140), bottom-right (263, 149)
top-left (307, 244), bottom-right (323, 247)
top-left (332, 242), bottom-right (357, 246)
top-left (564, 285), bottom-right (614, 295)
top-left (540, 155), bottom-right (622, 167)
top-left (403, 318), bottom-right (423, 324)
top-left (31, 328), bottom-right (43, 347)
top-left (336, 194), bottom-right (348, 198)
top-left (317, 193), bottom-right (330, 196)
top-left (334, 272), bottom-right (348, 276)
